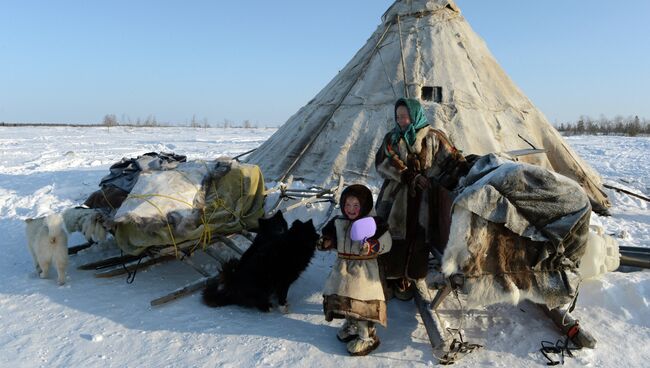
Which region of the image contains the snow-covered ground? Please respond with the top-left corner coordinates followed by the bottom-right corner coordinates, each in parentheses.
top-left (0, 126), bottom-right (648, 367)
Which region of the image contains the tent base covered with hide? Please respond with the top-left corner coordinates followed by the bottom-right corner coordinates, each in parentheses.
top-left (441, 154), bottom-right (592, 309)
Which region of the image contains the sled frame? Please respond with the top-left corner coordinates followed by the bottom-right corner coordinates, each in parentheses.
top-left (421, 271), bottom-right (598, 364)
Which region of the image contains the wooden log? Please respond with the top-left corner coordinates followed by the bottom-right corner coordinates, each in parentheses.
top-left (619, 254), bottom-right (650, 269)
top-left (538, 304), bottom-right (597, 349)
top-left (603, 184), bottom-right (650, 202)
top-left (619, 245), bottom-right (650, 254)
top-left (430, 284), bottom-right (453, 311)
top-left (150, 275), bottom-right (219, 307)
top-left (414, 284), bottom-right (446, 349)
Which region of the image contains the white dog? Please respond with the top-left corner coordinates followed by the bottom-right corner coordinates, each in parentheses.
top-left (25, 214), bottom-right (69, 285)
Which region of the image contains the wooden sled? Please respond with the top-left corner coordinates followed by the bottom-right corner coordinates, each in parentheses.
top-left (72, 176), bottom-right (345, 307)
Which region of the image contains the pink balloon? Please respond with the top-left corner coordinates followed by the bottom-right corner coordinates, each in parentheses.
top-left (350, 217), bottom-right (376, 241)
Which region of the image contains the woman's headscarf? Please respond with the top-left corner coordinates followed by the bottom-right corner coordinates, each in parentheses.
top-left (390, 98), bottom-right (429, 146)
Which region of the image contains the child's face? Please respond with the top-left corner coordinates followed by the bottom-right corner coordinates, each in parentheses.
top-left (344, 196), bottom-right (361, 220)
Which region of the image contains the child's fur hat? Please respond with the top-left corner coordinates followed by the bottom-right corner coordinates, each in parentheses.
top-left (340, 184), bottom-right (373, 219)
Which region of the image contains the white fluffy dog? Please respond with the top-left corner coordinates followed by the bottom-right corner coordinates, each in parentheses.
top-left (25, 213), bottom-right (69, 285)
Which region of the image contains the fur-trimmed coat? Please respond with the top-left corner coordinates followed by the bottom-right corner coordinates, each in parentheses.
top-left (375, 126), bottom-right (468, 279)
top-left (321, 217), bottom-right (392, 326)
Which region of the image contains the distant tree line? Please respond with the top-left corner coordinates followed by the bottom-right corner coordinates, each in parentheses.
top-left (101, 114), bottom-right (266, 128)
top-left (557, 115), bottom-right (649, 136)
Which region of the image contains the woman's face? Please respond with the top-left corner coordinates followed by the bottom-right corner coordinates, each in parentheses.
top-left (396, 105), bottom-right (411, 130)
top-left (343, 196), bottom-right (361, 220)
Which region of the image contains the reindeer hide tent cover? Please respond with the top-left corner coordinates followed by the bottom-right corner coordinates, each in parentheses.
top-left (246, 0), bottom-right (610, 214)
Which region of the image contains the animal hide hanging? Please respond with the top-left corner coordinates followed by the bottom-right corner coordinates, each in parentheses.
top-left (442, 207), bottom-right (581, 309)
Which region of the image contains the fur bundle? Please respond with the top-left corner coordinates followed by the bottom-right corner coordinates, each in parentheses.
top-left (202, 212), bottom-right (319, 312)
top-left (62, 207), bottom-right (108, 242)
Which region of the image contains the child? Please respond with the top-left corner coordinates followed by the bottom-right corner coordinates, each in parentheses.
top-left (319, 184), bottom-right (392, 356)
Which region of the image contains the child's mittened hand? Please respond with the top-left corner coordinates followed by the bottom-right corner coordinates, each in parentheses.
top-left (360, 241), bottom-right (371, 255)
top-left (360, 239), bottom-right (380, 256)
top-left (318, 238), bottom-right (333, 250)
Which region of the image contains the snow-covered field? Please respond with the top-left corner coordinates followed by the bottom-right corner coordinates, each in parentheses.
top-left (0, 126), bottom-right (648, 367)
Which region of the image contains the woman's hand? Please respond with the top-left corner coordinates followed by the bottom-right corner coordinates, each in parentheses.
top-left (414, 174), bottom-right (430, 190)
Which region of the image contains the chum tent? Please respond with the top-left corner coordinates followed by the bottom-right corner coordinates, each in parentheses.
top-left (247, 0), bottom-right (610, 214)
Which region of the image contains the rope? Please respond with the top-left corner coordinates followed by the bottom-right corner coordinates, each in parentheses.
top-left (397, 14), bottom-right (410, 98)
top-left (124, 190), bottom-right (221, 258)
top-left (428, 286), bottom-right (482, 365)
top-left (100, 187), bottom-right (116, 211)
top-left (377, 45), bottom-right (398, 98)
top-left (120, 250), bottom-right (144, 284)
top-left (539, 336), bottom-right (580, 365)
top-left (125, 194), bottom-right (185, 258)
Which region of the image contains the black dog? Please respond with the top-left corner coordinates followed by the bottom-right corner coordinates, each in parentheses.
top-left (202, 213), bottom-right (318, 312)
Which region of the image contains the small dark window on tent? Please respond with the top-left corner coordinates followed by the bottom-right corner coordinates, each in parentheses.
top-left (421, 86), bottom-right (443, 103)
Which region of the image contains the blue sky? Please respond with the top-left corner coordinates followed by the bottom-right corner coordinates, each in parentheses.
top-left (1, 0), bottom-right (648, 126)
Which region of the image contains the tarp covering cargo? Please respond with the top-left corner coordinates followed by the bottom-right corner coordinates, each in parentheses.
top-left (107, 158), bottom-right (265, 255)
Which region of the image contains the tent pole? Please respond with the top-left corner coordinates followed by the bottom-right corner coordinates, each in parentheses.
top-left (277, 21), bottom-right (395, 183)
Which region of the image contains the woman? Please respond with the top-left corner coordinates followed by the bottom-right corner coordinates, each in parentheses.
top-left (374, 98), bottom-right (469, 299)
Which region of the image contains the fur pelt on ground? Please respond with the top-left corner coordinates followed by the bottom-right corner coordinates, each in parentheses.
top-left (202, 213), bottom-right (318, 312)
top-left (25, 214), bottom-right (69, 285)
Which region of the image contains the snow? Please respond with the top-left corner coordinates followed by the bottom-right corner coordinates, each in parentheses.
top-left (1, 126), bottom-right (648, 367)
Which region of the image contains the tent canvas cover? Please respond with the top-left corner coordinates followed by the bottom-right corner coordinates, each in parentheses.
top-left (247, 0), bottom-right (610, 213)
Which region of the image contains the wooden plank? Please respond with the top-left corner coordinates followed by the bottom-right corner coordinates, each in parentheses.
top-left (414, 284), bottom-right (446, 349)
top-left (68, 241), bottom-right (94, 255)
top-left (179, 255), bottom-right (210, 277)
top-left (239, 230), bottom-right (256, 243)
top-left (150, 275), bottom-right (219, 307)
top-left (213, 235), bottom-right (245, 256)
top-left (204, 247), bottom-right (229, 264)
top-left (77, 254), bottom-right (141, 270)
top-left (94, 254), bottom-right (175, 278)
top-left (538, 304), bottom-right (597, 349)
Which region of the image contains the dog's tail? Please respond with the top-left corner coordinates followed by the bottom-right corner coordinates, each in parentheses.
top-left (202, 259), bottom-right (240, 308)
top-left (45, 214), bottom-right (65, 245)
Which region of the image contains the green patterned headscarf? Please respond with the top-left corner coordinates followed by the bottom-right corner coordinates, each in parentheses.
top-left (390, 98), bottom-right (429, 146)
